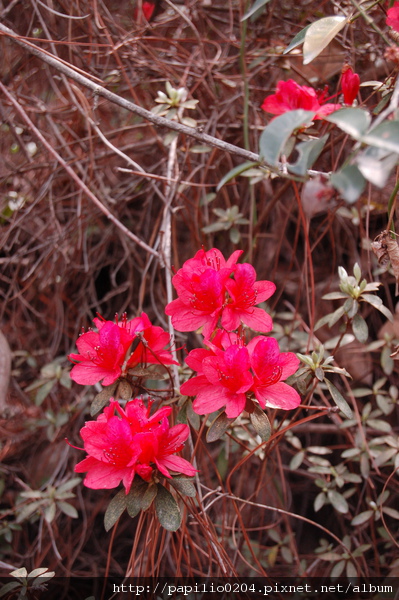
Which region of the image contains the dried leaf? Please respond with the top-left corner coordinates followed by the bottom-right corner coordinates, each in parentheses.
top-left (371, 231), bottom-right (399, 294)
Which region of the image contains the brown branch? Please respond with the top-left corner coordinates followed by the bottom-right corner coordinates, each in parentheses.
top-left (0, 81), bottom-right (160, 259)
top-left (0, 22), bottom-right (261, 164)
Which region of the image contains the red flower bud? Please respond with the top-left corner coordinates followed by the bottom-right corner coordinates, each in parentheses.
top-left (341, 65), bottom-right (360, 106)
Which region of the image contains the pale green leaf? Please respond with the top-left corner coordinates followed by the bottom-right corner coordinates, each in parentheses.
top-left (325, 379), bottom-right (353, 418)
top-left (0, 582), bottom-right (20, 597)
top-left (283, 24), bottom-right (311, 54)
top-left (327, 490), bottom-right (349, 514)
top-left (288, 135), bottom-right (328, 176)
top-left (216, 162), bottom-right (260, 191)
top-left (241, 0), bottom-right (271, 21)
top-left (330, 164), bottom-right (366, 204)
top-left (58, 501), bottom-right (78, 518)
top-left (362, 121), bottom-right (399, 154)
top-left (259, 110), bottom-right (315, 166)
top-left (351, 510), bottom-right (373, 525)
top-left (303, 16), bottom-right (348, 65)
top-left (352, 314), bottom-right (368, 343)
top-left (326, 108), bottom-right (371, 139)
top-left (170, 477), bottom-right (197, 498)
top-left (356, 146), bottom-right (398, 188)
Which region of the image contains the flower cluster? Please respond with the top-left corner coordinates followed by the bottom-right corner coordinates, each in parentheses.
top-left (180, 332), bottom-right (300, 418)
top-left (75, 399), bottom-right (196, 493)
top-left (165, 248), bottom-right (275, 337)
top-left (68, 312), bottom-right (178, 386)
top-left (166, 248), bottom-right (301, 418)
top-left (261, 79), bottom-right (341, 120)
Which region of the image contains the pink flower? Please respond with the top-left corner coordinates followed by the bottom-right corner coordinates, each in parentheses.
top-left (181, 343), bottom-right (254, 418)
top-left (134, 1), bottom-right (155, 21)
top-left (69, 313), bottom-right (178, 386)
top-left (341, 66), bottom-right (360, 106)
top-left (165, 248), bottom-right (275, 336)
top-left (125, 313), bottom-right (179, 369)
top-left (69, 319), bottom-right (134, 386)
top-left (165, 248), bottom-right (242, 337)
top-left (387, 1), bottom-right (399, 31)
top-left (75, 399), bottom-right (196, 493)
top-left (247, 337), bottom-right (301, 410)
top-left (261, 79), bottom-right (341, 119)
top-left (222, 263), bottom-right (275, 332)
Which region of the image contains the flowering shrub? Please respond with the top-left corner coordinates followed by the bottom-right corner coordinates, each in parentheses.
top-left (386, 1), bottom-right (399, 31)
top-left (68, 248), bottom-right (302, 529)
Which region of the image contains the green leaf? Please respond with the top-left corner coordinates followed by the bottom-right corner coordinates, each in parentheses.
top-left (362, 121), bottom-right (399, 154)
top-left (57, 478), bottom-right (81, 493)
top-left (303, 16), bottom-right (347, 65)
top-left (229, 227), bottom-right (241, 244)
top-left (288, 135), bottom-right (329, 175)
top-left (327, 490), bottom-right (349, 514)
top-left (330, 164), bottom-right (366, 204)
top-left (352, 314), bottom-right (368, 343)
top-left (104, 489), bottom-right (126, 532)
top-left (283, 24), bottom-right (311, 54)
top-left (58, 501), bottom-right (78, 518)
top-left (16, 500), bottom-right (43, 523)
top-left (170, 477), bottom-right (197, 498)
top-left (249, 405), bottom-right (271, 442)
top-left (314, 492), bottom-right (327, 512)
top-left (216, 162), bottom-right (260, 192)
top-left (0, 582), bottom-right (20, 597)
top-left (351, 510), bottom-right (373, 525)
top-left (259, 110), bottom-right (316, 166)
top-left (141, 484), bottom-right (158, 511)
top-left (241, 0), bottom-right (271, 21)
top-left (324, 379), bottom-right (353, 419)
top-left (35, 380), bottom-right (56, 406)
top-left (361, 294), bottom-right (393, 321)
top-left (126, 478), bottom-right (148, 518)
top-left (326, 108), bottom-right (371, 140)
top-left (154, 484), bottom-right (182, 531)
top-left (44, 503), bottom-right (56, 523)
top-left (91, 383), bottom-right (118, 416)
top-left (206, 411), bottom-right (236, 442)
top-left (356, 146), bottom-right (398, 188)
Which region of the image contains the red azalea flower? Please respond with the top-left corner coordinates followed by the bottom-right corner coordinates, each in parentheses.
top-left (387, 1), bottom-right (399, 31)
top-left (247, 337), bottom-right (300, 410)
top-left (261, 79), bottom-right (341, 120)
top-left (165, 248), bottom-right (242, 338)
top-left (341, 66), bottom-right (360, 106)
top-left (181, 344), bottom-right (254, 418)
top-left (75, 399), bottom-right (196, 492)
top-left (222, 263), bottom-right (275, 332)
top-left (125, 312), bottom-right (179, 368)
top-left (69, 319), bottom-right (134, 386)
top-left (69, 313), bottom-right (177, 386)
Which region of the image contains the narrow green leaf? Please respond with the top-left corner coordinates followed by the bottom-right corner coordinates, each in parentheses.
top-left (249, 405), bottom-right (271, 442)
top-left (288, 135), bottom-right (329, 175)
top-left (216, 162), bottom-right (260, 192)
top-left (35, 380), bottom-right (56, 406)
top-left (327, 490), bottom-right (349, 514)
top-left (259, 110), bottom-right (315, 166)
top-left (58, 501), bottom-right (78, 519)
top-left (352, 314), bottom-right (368, 343)
top-left (330, 164), bottom-right (366, 204)
top-left (283, 24), bottom-right (311, 54)
top-left (351, 510), bottom-right (373, 525)
top-left (56, 478), bottom-right (81, 493)
top-left (206, 412), bottom-right (236, 442)
top-left (141, 484), bottom-right (158, 511)
top-left (154, 484), bottom-right (182, 531)
top-left (241, 0), bottom-right (271, 21)
top-left (326, 108), bottom-right (371, 139)
top-left (324, 379), bottom-right (353, 419)
top-left (104, 489), bottom-right (126, 532)
top-left (303, 16), bottom-right (347, 65)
